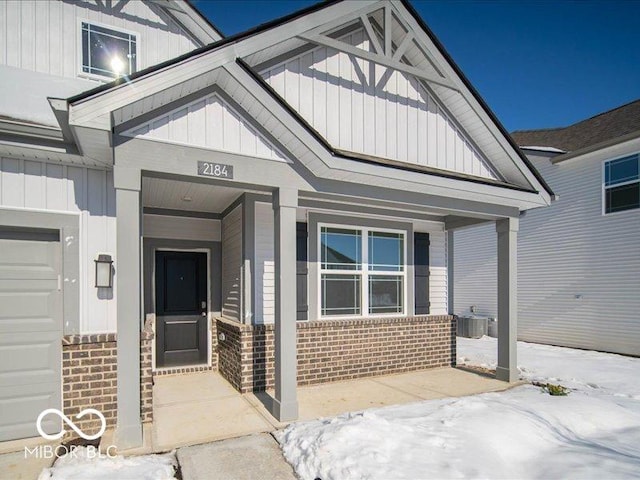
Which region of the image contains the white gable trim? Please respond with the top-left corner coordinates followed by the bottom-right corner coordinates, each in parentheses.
top-left (260, 27), bottom-right (500, 181)
top-left (122, 92), bottom-right (289, 162)
top-left (157, 0), bottom-right (224, 44)
top-left (67, 0), bottom-right (551, 203)
top-left (392, 0), bottom-right (550, 200)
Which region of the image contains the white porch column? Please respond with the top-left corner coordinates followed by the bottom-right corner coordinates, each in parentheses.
top-left (272, 188), bottom-right (299, 421)
top-left (496, 217), bottom-right (519, 382)
top-left (114, 166), bottom-right (143, 448)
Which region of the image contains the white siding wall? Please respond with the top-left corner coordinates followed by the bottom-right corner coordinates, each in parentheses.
top-left (0, 157), bottom-right (116, 334)
top-left (221, 205), bottom-right (242, 321)
top-left (261, 29), bottom-right (495, 179)
top-left (454, 151), bottom-right (640, 356)
top-left (125, 93), bottom-right (287, 161)
top-left (252, 211), bottom-right (449, 322)
top-left (254, 202), bottom-right (274, 324)
top-left (429, 230), bottom-right (448, 315)
top-left (0, 0), bottom-right (198, 79)
top-left (452, 223), bottom-right (496, 318)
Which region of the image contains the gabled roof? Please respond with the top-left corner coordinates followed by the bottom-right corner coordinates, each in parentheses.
top-left (237, 59), bottom-right (533, 194)
top-left (65, 0), bottom-right (555, 203)
top-left (512, 99), bottom-right (640, 153)
top-left (399, 0), bottom-right (553, 199)
top-left (184, 0), bottom-right (225, 38)
top-left (156, 0), bottom-right (224, 44)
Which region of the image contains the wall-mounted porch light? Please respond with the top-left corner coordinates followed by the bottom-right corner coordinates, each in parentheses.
top-left (95, 254), bottom-right (113, 288)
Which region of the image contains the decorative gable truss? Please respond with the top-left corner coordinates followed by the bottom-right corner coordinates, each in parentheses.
top-left (123, 92), bottom-right (289, 162)
top-left (259, 3), bottom-right (498, 180)
top-left (68, 0), bottom-right (551, 201)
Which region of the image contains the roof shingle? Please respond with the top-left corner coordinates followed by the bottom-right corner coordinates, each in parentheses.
top-left (511, 99), bottom-right (640, 152)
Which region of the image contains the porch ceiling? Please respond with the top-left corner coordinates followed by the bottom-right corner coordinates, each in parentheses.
top-left (142, 177), bottom-right (243, 213)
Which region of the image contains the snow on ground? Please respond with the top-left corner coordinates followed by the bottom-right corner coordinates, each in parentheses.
top-left (457, 336), bottom-right (640, 398)
top-left (37, 447), bottom-right (177, 480)
top-left (277, 338), bottom-right (640, 480)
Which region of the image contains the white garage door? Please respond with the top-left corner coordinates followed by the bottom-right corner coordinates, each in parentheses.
top-left (0, 228), bottom-right (63, 442)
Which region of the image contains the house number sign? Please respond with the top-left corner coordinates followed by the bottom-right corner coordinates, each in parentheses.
top-left (197, 161), bottom-right (233, 179)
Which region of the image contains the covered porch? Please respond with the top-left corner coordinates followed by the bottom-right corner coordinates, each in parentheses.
top-left (109, 132), bottom-right (525, 449)
top-left (124, 367), bottom-right (515, 453)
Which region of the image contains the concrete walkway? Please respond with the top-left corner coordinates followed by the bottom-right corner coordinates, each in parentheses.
top-left (151, 367), bottom-right (512, 452)
top-left (153, 372), bottom-right (273, 452)
top-left (177, 434), bottom-right (296, 480)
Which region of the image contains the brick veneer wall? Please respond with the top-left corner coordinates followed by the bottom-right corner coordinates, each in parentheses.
top-left (216, 315), bottom-right (456, 393)
top-left (62, 334), bottom-right (117, 439)
top-left (140, 320), bottom-right (154, 424)
top-left (61, 322), bottom-right (154, 440)
top-left (216, 318), bottom-right (248, 391)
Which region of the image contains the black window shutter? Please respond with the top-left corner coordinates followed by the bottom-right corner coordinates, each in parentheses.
top-left (414, 232), bottom-right (430, 315)
top-left (296, 222), bottom-right (308, 320)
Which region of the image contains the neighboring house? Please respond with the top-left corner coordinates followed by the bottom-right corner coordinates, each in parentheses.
top-left (0, 0), bottom-right (552, 449)
top-left (453, 100), bottom-right (640, 356)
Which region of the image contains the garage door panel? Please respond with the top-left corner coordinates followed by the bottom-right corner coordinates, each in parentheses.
top-left (0, 233), bottom-right (62, 442)
top-left (0, 269), bottom-right (58, 281)
top-left (0, 238), bottom-right (59, 274)
top-left (0, 383), bottom-right (62, 441)
top-left (0, 281), bottom-right (61, 333)
top-left (0, 331), bottom-right (61, 387)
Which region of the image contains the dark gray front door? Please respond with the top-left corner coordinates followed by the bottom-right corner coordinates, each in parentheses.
top-left (155, 251), bottom-right (208, 368)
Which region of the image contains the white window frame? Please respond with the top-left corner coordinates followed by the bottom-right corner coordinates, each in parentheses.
top-left (317, 223), bottom-right (408, 319)
top-left (602, 153), bottom-right (640, 216)
top-left (78, 18), bottom-right (139, 82)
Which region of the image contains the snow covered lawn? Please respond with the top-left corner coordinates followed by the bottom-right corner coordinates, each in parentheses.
top-left (277, 338), bottom-right (640, 479)
top-left (457, 336), bottom-right (640, 398)
top-left (37, 447), bottom-right (177, 480)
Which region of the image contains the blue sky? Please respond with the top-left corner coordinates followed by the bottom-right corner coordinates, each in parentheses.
top-left (192, 0), bottom-right (640, 132)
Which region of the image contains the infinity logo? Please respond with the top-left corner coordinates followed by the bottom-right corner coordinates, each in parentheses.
top-left (36, 408), bottom-right (106, 441)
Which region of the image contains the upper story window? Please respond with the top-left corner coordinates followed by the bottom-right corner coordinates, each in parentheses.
top-left (604, 154), bottom-right (639, 214)
top-left (319, 225), bottom-right (406, 317)
top-left (81, 22), bottom-right (137, 79)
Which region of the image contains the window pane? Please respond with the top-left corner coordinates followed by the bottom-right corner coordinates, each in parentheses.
top-left (321, 274), bottom-right (361, 316)
top-left (89, 31), bottom-right (131, 76)
top-left (368, 231), bottom-right (404, 271)
top-left (369, 276), bottom-right (403, 314)
top-left (605, 155), bottom-right (639, 186)
top-left (606, 182), bottom-right (640, 213)
top-left (82, 27), bottom-right (89, 73)
top-left (82, 23), bottom-right (136, 77)
top-left (130, 38), bottom-right (137, 74)
top-left (321, 227), bottom-right (361, 270)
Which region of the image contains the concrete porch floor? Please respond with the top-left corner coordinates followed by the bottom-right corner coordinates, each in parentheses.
top-left (150, 367), bottom-right (513, 452)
